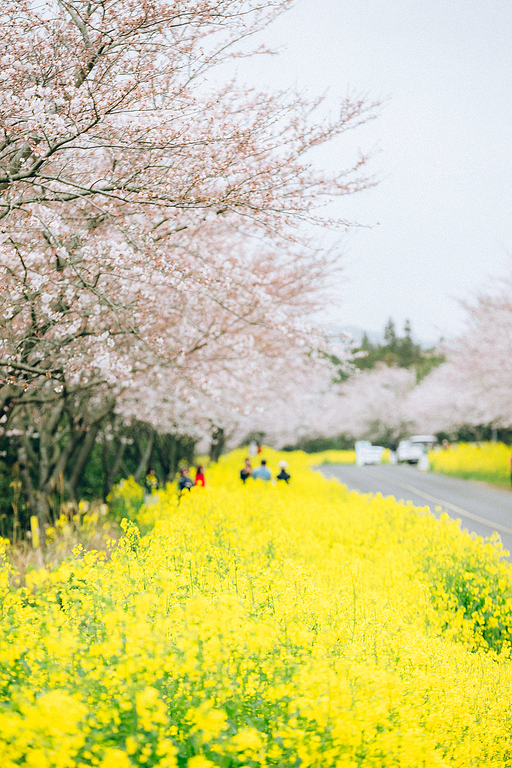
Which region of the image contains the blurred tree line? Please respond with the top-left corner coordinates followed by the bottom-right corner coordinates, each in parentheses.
top-left (0, 421), bottom-right (196, 542)
top-left (283, 319), bottom-right (444, 453)
top-left (341, 318), bottom-right (444, 382)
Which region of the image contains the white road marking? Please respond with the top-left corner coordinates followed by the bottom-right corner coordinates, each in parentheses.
top-left (361, 469), bottom-right (512, 536)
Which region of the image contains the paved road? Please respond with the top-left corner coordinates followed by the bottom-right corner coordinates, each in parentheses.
top-left (317, 464), bottom-right (512, 553)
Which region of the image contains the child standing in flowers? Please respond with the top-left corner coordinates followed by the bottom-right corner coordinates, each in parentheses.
top-left (145, 467), bottom-right (158, 493)
top-left (194, 465), bottom-right (206, 487)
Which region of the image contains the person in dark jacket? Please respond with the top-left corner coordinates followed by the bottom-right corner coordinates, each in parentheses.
top-left (178, 467), bottom-right (194, 493)
top-left (240, 458), bottom-right (253, 483)
top-left (276, 460), bottom-right (291, 483)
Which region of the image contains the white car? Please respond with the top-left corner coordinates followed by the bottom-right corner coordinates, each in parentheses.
top-left (397, 435), bottom-right (437, 464)
top-left (355, 440), bottom-right (385, 466)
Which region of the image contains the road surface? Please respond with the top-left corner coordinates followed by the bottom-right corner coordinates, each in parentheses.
top-left (317, 463), bottom-right (512, 553)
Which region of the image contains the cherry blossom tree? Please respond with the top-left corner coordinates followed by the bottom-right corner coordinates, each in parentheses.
top-left (230, 363), bottom-right (344, 449)
top-left (228, 358), bottom-right (418, 450)
top-left (0, 0), bottom-right (377, 381)
top-left (333, 364), bottom-right (417, 444)
top-left (0, 0), bottom-right (378, 527)
top-left (410, 274), bottom-right (512, 435)
top-left (404, 363), bottom-right (476, 436)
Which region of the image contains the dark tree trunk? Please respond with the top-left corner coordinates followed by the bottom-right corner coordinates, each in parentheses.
top-left (210, 427), bottom-right (225, 463)
top-left (176, 435), bottom-right (196, 473)
top-left (133, 428), bottom-right (155, 483)
top-left (102, 435), bottom-right (126, 500)
top-left (68, 421), bottom-right (103, 499)
top-left (17, 441), bottom-right (38, 524)
top-left (156, 433), bottom-right (176, 483)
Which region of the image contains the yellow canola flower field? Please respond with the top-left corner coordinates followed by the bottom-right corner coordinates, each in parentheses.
top-left (3, 448), bottom-right (512, 767)
top-left (430, 442), bottom-right (512, 488)
top-left (306, 450), bottom-right (356, 465)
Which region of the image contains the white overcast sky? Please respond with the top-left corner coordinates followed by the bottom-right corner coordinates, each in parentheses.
top-left (230, 0), bottom-right (512, 342)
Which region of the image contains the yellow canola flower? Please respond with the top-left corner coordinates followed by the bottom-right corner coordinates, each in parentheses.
top-left (135, 686), bottom-right (168, 731)
top-left (98, 748), bottom-right (133, 768)
top-left (231, 727), bottom-right (265, 752)
top-left (306, 449), bottom-right (356, 465)
top-left (187, 700), bottom-right (228, 742)
top-left (22, 691), bottom-right (88, 734)
top-left (187, 757), bottom-right (216, 768)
